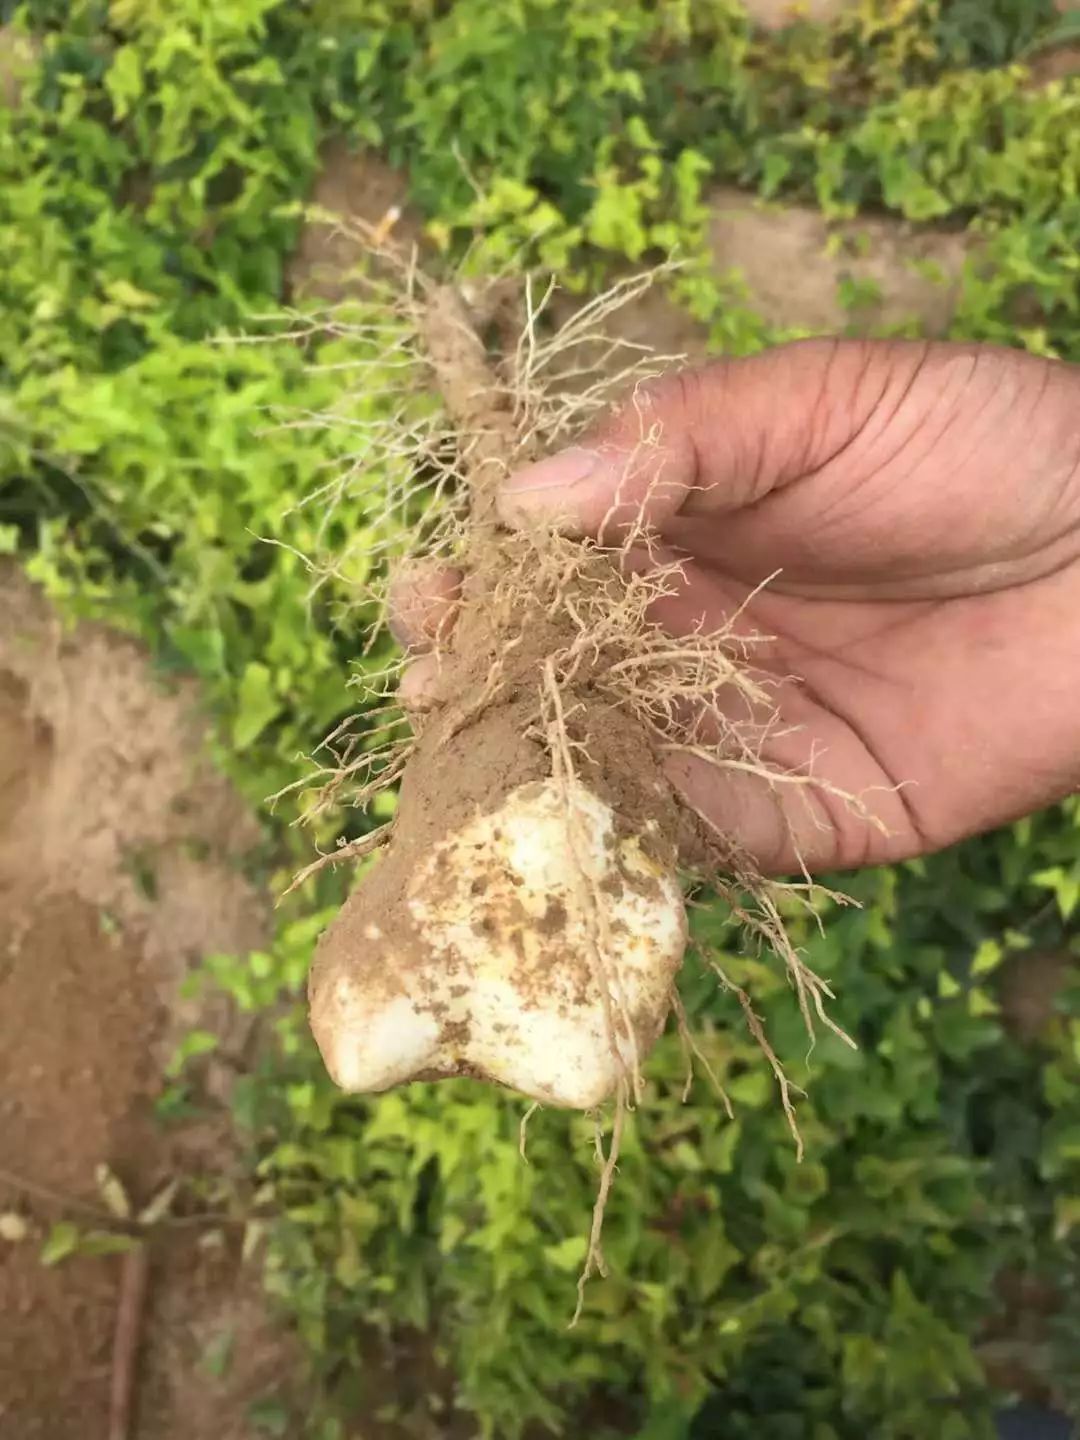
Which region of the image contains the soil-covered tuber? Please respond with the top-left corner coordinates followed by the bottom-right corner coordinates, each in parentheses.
top-left (311, 724), bottom-right (687, 1109)
top-left (296, 269), bottom-right (851, 1291)
top-left (306, 277), bottom-right (712, 1114)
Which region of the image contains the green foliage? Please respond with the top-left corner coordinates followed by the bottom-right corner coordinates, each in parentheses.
top-left (39, 1220), bottom-right (139, 1263)
top-left (935, 0), bottom-right (1060, 69)
top-left (2, 0), bottom-right (1080, 1436)
top-left (5, 322), bottom-right (403, 809)
top-left (361, 0), bottom-right (1080, 352)
top-left (0, 0), bottom-right (428, 811)
top-left (773, 67), bottom-right (1080, 223)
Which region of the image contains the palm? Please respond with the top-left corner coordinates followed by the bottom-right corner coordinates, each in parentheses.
top-left (403, 338), bottom-right (1080, 874)
top-left (645, 344), bottom-right (1080, 871)
top-left (662, 573), bottom-right (1076, 871)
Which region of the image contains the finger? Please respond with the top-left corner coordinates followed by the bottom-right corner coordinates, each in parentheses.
top-left (619, 541), bottom-right (764, 640)
top-left (664, 748), bottom-right (833, 875)
top-left (619, 541), bottom-right (918, 873)
top-left (497, 338), bottom-right (917, 539)
top-left (498, 338), bottom-right (1079, 588)
top-left (617, 543), bottom-right (827, 871)
top-left (664, 735), bottom-right (915, 877)
top-left (388, 563), bottom-right (463, 652)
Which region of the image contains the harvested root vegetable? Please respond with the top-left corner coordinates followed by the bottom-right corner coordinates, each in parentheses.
top-left (292, 259), bottom-right (858, 1299)
top-left (317, 760), bottom-right (686, 1110)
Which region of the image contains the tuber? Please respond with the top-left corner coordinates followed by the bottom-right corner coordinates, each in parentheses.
top-left (298, 267), bottom-right (853, 1292)
top-left (308, 279), bottom-right (706, 1114)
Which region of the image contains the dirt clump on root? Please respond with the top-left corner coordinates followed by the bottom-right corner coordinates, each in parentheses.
top-left (0, 564), bottom-right (304, 1439)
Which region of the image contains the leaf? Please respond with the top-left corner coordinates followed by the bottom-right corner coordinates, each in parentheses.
top-left (727, 1067), bottom-right (772, 1107)
top-left (103, 278), bottom-right (159, 311)
top-left (1020, 11), bottom-right (1080, 58)
top-left (105, 45), bottom-right (144, 121)
top-left (1031, 865), bottom-right (1080, 920)
top-left (78, 1232), bottom-right (140, 1258)
top-left (139, 1178), bottom-right (180, 1227)
top-left (96, 1163), bottom-right (131, 1220)
top-left (40, 1221), bottom-right (81, 1266)
top-left (232, 663), bottom-right (281, 751)
top-left (971, 939), bottom-right (1003, 976)
top-left (544, 1235), bottom-right (588, 1272)
top-left (242, 1219), bottom-right (268, 1264)
top-left (968, 988), bottom-right (999, 1019)
top-left (166, 1028), bottom-right (219, 1078)
top-left (705, 1119), bottom-right (741, 1174)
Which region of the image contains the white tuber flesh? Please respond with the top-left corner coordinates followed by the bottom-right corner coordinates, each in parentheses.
top-left (313, 778), bottom-right (687, 1109)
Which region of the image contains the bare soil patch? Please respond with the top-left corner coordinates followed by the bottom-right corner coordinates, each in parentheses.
top-left (741, 0), bottom-right (857, 30)
top-left (1026, 44), bottom-right (1080, 85)
top-left (0, 565), bottom-right (300, 1439)
top-left (287, 138), bottom-right (422, 304)
top-left (708, 186), bottom-right (972, 337)
top-left (287, 146), bottom-right (976, 375)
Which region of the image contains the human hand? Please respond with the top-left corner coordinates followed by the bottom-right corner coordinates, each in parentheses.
top-left (393, 339), bottom-right (1080, 875)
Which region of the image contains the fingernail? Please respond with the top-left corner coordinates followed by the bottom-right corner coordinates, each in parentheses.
top-left (502, 447), bottom-right (599, 494)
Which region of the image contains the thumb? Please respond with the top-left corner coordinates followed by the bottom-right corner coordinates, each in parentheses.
top-left (496, 338), bottom-right (925, 540)
top-left (495, 377), bottom-right (699, 539)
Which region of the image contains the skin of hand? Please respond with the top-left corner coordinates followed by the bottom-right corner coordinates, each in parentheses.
top-left (392, 338), bottom-right (1080, 876)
